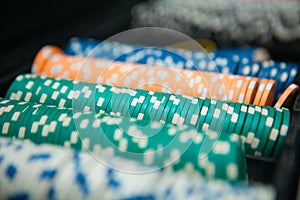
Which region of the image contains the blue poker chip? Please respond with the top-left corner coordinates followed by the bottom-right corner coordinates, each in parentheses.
top-left (273, 62), bottom-right (285, 97)
top-left (282, 63), bottom-right (299, 94)
top-left (276, 62), bottom-right (290, 97)
top-left (257, 61), bottom-right (271, 79)
top-left (250, 61), bottom-right (261, 77)
top-left (237, 58), bottom-right (252, 76)
top-left (269, 62), bottom-right (280, 80)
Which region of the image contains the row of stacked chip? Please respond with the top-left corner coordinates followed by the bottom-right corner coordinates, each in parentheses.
top-left (0, 137), bottom-right (275, 199)
top-left (5, 74), bottom-right (290, 158)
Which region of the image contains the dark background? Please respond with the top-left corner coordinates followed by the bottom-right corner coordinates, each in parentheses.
top-left (0, 0), bottom-right (141, 96)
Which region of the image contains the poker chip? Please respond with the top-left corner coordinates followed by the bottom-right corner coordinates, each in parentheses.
top-left (233, 104), bottom-right (248, 135)
top-left (245, 106), bottom-right (262, 153)
top-left (221, 102), bottom-right (235, 135)
top-left (253, 79), bottom-right (268, 105)
top-left (172, 95), bottom-right (191, 126)
top-left (202, 98), bottom-right (217, 131)
top-left (0, 98), bottom-right (248, 181)
top-left (283, 63), bottom-right (299, 92)
top-left (249, 107), bottom-right (268, 155)
top-left (274, 84), bottom-right (300, 109)
top-left (196, 98), bottom-right (210, 131)
top-left (244, 78), bottom-right (259, 104)
top-left (152, 94), bottom-right (170, 122)
top-left (215, 101), bottom-right (230, 133)
top-left (262, 108), bottom-right (283, 158)
top-left (259, 79), bottom-right (276, 106)
top-left (256, 106), bottom-right (275, 156)
top-left (227, 102), bottom-right (241, 134)
top-left (137, 90), bottom-right (155, 121)
top-left (240, 105), bottom-right (255, 148)
top-left (272, 108), bottom-right (290, 158)
top-left (237, 77), bottom-right (249, 103)
top-left (171, 95), bottom-right (187, 126)
top-left (208, 100), bottom-right (224, 132)
top-left (131, 90), bottom-right (148, 118)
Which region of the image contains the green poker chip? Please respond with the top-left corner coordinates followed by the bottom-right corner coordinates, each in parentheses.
top-left (208, 100), bottom-right (223, 132)
top-left (177, 96), bottom-right (194, 125)
top-left (31, 105), bottom-right (47, 144)
top-left (132, 90), bottom-right (148, 119)
top-left (227, 102), bottom-right (241, 134)
top-left (161, 95), bottom-right (176, 123)
top-left (129, 90), bottom-right (147, 118)
top-left (221, 102), bottom-right (235, 134)
top-left (240, 104), bottom-right (255, 148)
top-left (196, 98), bottom-right (210, 131)
top-left (41, 106), bottom-right (58, 145)
top-left (262, 108), bottom-right (283, 157)
top-left (256, 106), bottom-right (275, 156)
top-left (245, 106), bottom-right (262, 154)
top-left (38, 106), bottom-right (55, 144)
top-left (84, 84), bottom-right (97, 112)
top-left (136, 90), bottom-right (153, 121)
top-left (3, 104), bottom-right (19, 139)
top-left (146, 92), bottom-right (166, 122)
top-left (110, 91), bottom-right (125, 116)
top-left (215, 101), bottom-right (229, 133)
top-left (99, 85), bottom-right (113, 113)
top-left (102, 86), bottom-right (115, 114)
top-left (116, 90), bottom-right (132, 116)
top-left (233, 104), bottom-right (248, 135)
top-left (166, 95), bottom-right (181, 124)
top-left (18, 105), bottom-right (34, 140)
top-left (142, 92), bottom-right (157, 121)
top-left (187, 97), bottom-right (204, 127)
top-left (153, 93), bottom-right (171, 122)
top-left (107, 87), bottom-right (120, 115)
top-left (272, 108), bottom-right (290, 158)
top-left (203, 98), bottom-right (217, 131)
top-left (249, 106), bottom-right (268, 155)
top-left (57, 110), bottom-right (72, 146)
top-left (122, 90), bottom-right (138, 117)
top-left (171, 95), bottom-right (187, 126)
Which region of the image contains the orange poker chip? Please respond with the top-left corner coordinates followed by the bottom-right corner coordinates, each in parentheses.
top-left (228, 75), bottom-right (238, 101)
top-left (274, 83), bottom-right (300, 108)
top-left (259, 79), bottom-right (276, 106)
top-left (232, 76), bottom-right (244, 102)
top-left (253, 79), bottom-right (268, 105)
top-left (237, 77), bottom-right (250, 103)
top-left (244, 77), bottom-right (259, 104)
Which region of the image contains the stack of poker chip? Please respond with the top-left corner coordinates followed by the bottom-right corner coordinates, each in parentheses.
top-left (131, 0), bottom-right (300, 44)
top-left (0, 137), bottom-right (275, 200)
top-left (62, 37), bottom-right (299, 99)
top-left (32, 46), bottom-right (279, 106)
top-left (5, 74), bottom-right (290, 158)
top-left (65, 38), bottom-right (270, 63)
top-left (0, 98), bottom-right (248, 181)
